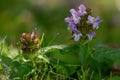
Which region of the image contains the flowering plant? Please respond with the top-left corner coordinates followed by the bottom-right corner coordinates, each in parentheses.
top-left (65, 4), bottom-right (102, 42)
top-left (1, 3), bottom-right (120, 80)
top-left (64, 4), bottom-right (103, 71)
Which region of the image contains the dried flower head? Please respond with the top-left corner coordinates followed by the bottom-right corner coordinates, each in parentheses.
top-left (20, 30), bottom-right (40, 53)
top-left (65, 4), bottom-right (102, 41)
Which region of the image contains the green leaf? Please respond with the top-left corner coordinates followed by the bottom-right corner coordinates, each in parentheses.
top-left (91, 46), bottom-right (120, 76)
top-left (40, 45), bottom-right (68, 55)
top-left (59, 44), bottom-right (79, 54)
top-left (1, 56), bottom-right (32, 79)
top-left (10, 61), bottom-right (32, 79)
top-left (109, 76), bottom-right (120, 80)
top-left (1, 56), bottom-right (12, 66)
top-left (43, 44), bottom-right (80, 76)
top-left (45, 44), bottom-right (80, 65)
top-left (92, 46), bottom-right (120, 62)
top-left (40, 33), bottom-right (45, 45)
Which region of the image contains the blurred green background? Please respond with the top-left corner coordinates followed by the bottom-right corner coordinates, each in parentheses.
top-left (0, 0), bottom-right (120, 46)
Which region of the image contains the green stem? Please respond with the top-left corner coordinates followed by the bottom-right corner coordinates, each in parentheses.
top-left (79, 43), bottom-right (89, 66)
top-left (31, 57), bottom-right (38, 80)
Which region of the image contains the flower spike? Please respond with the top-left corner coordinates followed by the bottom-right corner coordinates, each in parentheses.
top-left (64, 4), bottom-right (102, 42)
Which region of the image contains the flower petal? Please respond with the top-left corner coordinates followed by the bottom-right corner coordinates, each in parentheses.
top-left (93, 16), bottom-right (102, 29)
top-left (68, 23), bottom-right (79, 33)
top-left (70, 9), bottom-right (80, 24)
top-left (87, 32), bottom-right (96, 40)
top-left (93, 23), bottom-right (99, 29)
top-left (70, 9), bottom-right (78, 15)
top-left (65, 17), bottom-right (72, 23)
top-left (87, 15), bottom-right (94, 24)
top-left (78, 4), bottom-right (87, 16)
top-left (73, 33), bottom-right (82, 41)
top-left (95, 16), bottom-right (103, 24)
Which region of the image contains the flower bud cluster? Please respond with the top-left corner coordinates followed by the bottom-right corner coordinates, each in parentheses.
top-left (65, 4), bottom-right (102, 41)
top-left (20, 31), bottom-right (40, 53)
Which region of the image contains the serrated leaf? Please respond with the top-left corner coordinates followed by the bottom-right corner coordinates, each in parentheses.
top-left (89, 46), bottom-right (120, 76)
top-left (93, 46), bottom-right (120, 62)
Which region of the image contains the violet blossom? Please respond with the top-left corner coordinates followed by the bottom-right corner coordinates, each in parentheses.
top-left (87, 32), bottom-right (96, 40)
top-left (65, 17), bottom-right (73, 23)
top-left (68, 22), bottom-right (79, 33)
top-left (78, 4), bottom-right (87, 16)
top-left (87, 15), bottom-right (102, 29)
top-left (73, 33), bottom-right (83, 41)
top-left (70, 9), bottom-right (81, 24)
top-left (64, 4), bottom-right (102, 42)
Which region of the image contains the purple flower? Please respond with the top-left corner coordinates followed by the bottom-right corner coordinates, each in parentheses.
top-left (73, 33), bottom-right (83, 41)
top-left (87, 32), bottom-right (96, 40)
top-left (78, 4), bottom-right (87, 16)
top-left (70, 9), bottom-right (81, 24)
top-left (93, 16), bottom-right (103, 29)
top-left (87, 15), bottom-right (94, 23)
top-left (68, 22), bottom-right (79, 33)
top-left (64, 4), bottom-right (102, 42)
top-left (87, 15), bottom-right (102, 29)
top-left (64, 17), bottom-right (73, 23)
